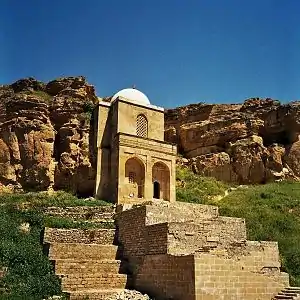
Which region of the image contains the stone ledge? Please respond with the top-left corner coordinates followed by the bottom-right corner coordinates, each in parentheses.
top-left (43, 228), bottom-right (117, 245)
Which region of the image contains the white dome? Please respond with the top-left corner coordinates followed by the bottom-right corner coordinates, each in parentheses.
top-left (111, 88), bottom-right (150, 105)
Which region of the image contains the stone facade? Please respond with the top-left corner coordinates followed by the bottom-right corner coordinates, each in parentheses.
top-left (95, 90), bottom-right (177, 204)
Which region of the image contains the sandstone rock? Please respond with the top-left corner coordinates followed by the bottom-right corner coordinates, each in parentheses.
top-left (229, 135), bottom-right (267, 183)
top-left (0, 76), bottom-right (97, 195)
top-left (46, 76), bottom-right (97, 102)
top-left (284, 139), bottom-right (300, 177)
top-left (165, 99), bottom-right (300, 184)
top-left (10, 77), bottom-right (45, 93)
top-left (1, 78), bottom-right (300, 193)
top-left (191, 152), bottom-right (237, 182)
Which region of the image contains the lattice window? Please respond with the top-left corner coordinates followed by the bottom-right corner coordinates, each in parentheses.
top-left (128, 172), bottom-right (136, 183)
top-left (136, 114), bottom-right (148, 137)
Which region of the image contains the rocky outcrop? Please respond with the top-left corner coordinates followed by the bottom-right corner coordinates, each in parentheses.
top-left (0, 76), bottom-right (97, 195)
top-left (1, 77), bottom-right (300, 193)
top-left (165, 98), bottom-right (300, 184)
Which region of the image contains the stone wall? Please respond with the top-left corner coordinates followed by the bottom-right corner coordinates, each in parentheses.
top-left (43, 206), bottom-right (115, 222)
top-left (136, 254), bottom-right (195, 300)
top-left (116, 201), bottom-right (290, 300)
top-left (194, 253), bottom-right (288, 300)
top-left (96, 95), bottom-right (177, 204)
top-left (167, 216), bottom-right (246, 255)
top-left (44, 228), bottom-right (117, 245)
top-left (117, 206), bottom-right (148, 258)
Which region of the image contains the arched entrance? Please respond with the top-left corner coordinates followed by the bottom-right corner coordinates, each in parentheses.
top-left (125, 157), bottom-right (145, 198)
top-left (153, 181), bottom-right (160, 199)
top-left (152, 162), bottom-right (170, 201)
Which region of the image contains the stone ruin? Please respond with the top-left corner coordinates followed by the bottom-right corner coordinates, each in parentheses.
top-left (43, 200), bottom-right (299, 299)
top-left (41, 88), bottom-right (300, 299)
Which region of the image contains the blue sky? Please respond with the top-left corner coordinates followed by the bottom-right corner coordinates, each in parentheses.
top-left (1, 0), bottom-right (299, 108)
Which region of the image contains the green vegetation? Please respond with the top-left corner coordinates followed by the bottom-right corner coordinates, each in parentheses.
top-left (31, 90), bottom-right (53, 103)
top-left (176, 166), bottom-right (300, 286)
top-left (176, 166), bottom-right (230, 203)
top-left (0, 190), bottom-right (110, 208)
top-left (82, 101), bottom-right (95, 121)
top-left (0, 191), bottom-right (112, 299)
top-left (0, 204), bottom-right (61, 299)
top-left (83, 101), bottom-right (95, 114)
top-left (17, 90), bottom-right (53, 103)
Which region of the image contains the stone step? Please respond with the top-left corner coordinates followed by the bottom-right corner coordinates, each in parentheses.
top-left (43, 206), bottom-right (115, 222)
top-left (53, 259), bottom-right (124, 275)
top-left (274, 296), bottom-right (294, 299)
top-left (67, 289), bottom-right (124, 300)
top-left (281, 291), bottom-right (300, 296)
top-left (44, 228), bottom-right (117, 245)
top-left (284, 288), bottom-right (300, 293)
top-left (61, 274), bottom-right (129, 291)
top-left (48, 243), bottom-right (122, 260)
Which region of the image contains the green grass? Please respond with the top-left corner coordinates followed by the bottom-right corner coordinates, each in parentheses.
top-left (176, 166), bottom-right (300, 286)
top-left (176, 166), bottom-right (230, 203)
top-left (0, 205), bottom-right (61, 299)
top-left (0, 191), bottom-right (113, 299)
top-left (0, 190), bottom-right (111, 208)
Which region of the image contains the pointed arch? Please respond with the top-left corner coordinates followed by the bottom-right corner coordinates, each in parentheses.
top-left (152, 162), bottom-right (170, 201)
top-left (125, 157), bottom-right (145, 198)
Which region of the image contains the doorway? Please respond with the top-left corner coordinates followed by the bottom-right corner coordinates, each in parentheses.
top-left (153, 181), bottom-right (160, 199)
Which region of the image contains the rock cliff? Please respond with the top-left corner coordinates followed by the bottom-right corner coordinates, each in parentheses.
top-left (165, 98), bottom-right (300, 183)
top-left (1, 77), bottom-right (300, 194)
top-left (0, 76), bottom-right (97, 195)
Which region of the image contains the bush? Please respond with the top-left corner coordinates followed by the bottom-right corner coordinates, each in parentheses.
top-left (31, 90), bottom-right (52, 103)
top-left (82, 101), bottom-right (95, 122)
top-left (0, 191), bottom-right (112, 298)
top-left (0, 206), bottom-right (61, 299)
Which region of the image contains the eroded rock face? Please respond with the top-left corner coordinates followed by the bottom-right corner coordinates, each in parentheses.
top-left (165, 98), bottom-right (300, 184)
top-left (1, 77), bottom-right (300, 193)
top-left (0, 76), bottom-right (97, 195)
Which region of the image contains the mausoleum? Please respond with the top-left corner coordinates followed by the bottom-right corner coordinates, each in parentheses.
top-left (95, 88), bottom-right (177, 204)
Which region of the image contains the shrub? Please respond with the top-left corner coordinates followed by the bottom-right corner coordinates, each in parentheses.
top-left (31, 90), bottom-right (52, 103)
top-left (0, 206), bottom-right (61, 299)
top-left (82, 101), bottom-right (95, 122)
top-left (0, 191), bottom-right (112, 298)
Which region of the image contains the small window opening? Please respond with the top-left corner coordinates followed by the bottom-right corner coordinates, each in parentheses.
top-left (136, 114), bottom-right (148, 138)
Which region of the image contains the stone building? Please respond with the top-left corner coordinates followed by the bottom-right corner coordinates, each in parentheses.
top-left (95, 88), bottom-right (177, 204)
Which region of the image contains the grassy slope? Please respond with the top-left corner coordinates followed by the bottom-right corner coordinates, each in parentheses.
top-left (176, 167), bottom-right (300, 286)
top-left (0, 191), bottom-right (112, 299)
top-left (1, 169), bottom-right (300, 297)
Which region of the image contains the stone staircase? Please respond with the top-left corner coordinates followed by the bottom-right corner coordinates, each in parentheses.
top-left (43, 201), bottom-right (299, 300)
top-left (43, 228), bottom-right (132, 300)
top-left (116, 201), bottom-right (293, 300)
top-left (273, 287), bottom-right (300, 299)
top-left (43, 206), bottom-right (115, 227)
